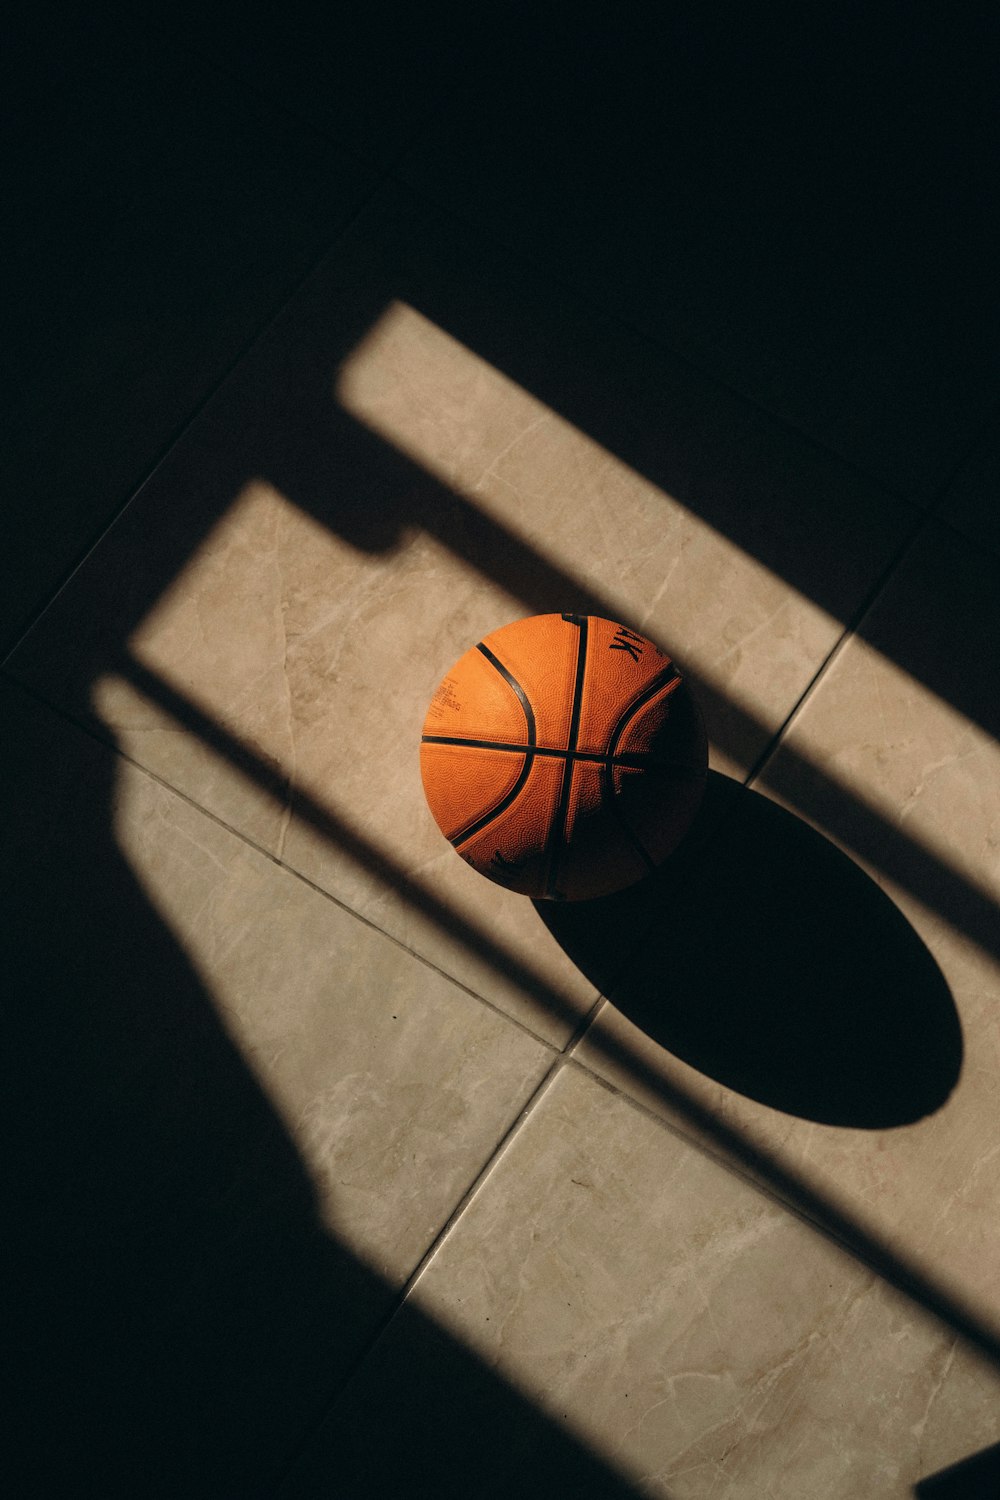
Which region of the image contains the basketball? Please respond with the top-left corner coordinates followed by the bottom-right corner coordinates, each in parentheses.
top-left (420, 613), bottom-right (707, 901)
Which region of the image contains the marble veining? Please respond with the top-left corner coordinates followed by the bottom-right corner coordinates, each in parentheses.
top-left (349, 1066), bottom-right (1000, 1498)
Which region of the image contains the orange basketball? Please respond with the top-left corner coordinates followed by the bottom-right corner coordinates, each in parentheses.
top-left (420, 613), bottom-right (707, 901)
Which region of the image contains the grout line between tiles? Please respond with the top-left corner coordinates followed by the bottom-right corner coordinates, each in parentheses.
top-left (562, 1050), bottom-right (835, 1222)
top-left (269, 1053), bottom-right (570, 1490)
top-left (744, 402), bottom-right (1000, 790)
top-left (556, 1052), bottom-right (899, 1289)
top-left (556, 1053), bottom-right (1000, 1367)
top-left (562, 955), bottom-right (663, 1065)
top-left (390, 1058), bottom-right (566, 1306)
top-left (559, 991), bottom-right (609, 1055)
top-left (743, 505), bottom-right (932, 788)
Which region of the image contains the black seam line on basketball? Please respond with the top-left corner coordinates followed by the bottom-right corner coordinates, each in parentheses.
top-left (600, 759), bottom-right (658, 875)
top-left (422, 735), bottom-right (700, 780)
top-left (606, 664), bottom-right (683, 761)
top-left (545, 615), bottom-right (589, 899)
top-left (450, 751), bottom-right (534, 849)
top-left (422, 735), bottom-right (658, 766)
top-left (475, 643), bottom-right (536, 746)
top-left (598, 666), bottom-right (683, 879)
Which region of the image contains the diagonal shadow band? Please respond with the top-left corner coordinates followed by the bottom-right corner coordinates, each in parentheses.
top-left (80, 651), bottom-right (1000, 1375)
top-left (915, 1439), bottom-right (1000, 1497)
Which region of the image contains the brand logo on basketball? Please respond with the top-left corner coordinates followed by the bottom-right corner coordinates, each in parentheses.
top-left (609, 627), bottom-right (645, 662)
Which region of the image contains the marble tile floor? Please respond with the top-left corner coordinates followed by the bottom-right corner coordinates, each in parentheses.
top-left (8, 13), bottom-right (1000, 1499)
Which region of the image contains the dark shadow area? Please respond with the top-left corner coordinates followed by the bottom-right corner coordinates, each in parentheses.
top-left (123, 1), bottom-right (1000, 500)
top-left (3, 681), bottom-right (640, 1498)
top-left (539, 774), bottom-right (962, 1127)
top-left (397, 4), bottom-right (1000, 499)
top-left (2, 3), bottom-right (375, 651)
top-left (151, 0), bottom-right (484, 171)
top-left (916, 1441), bottom-right (1000, 1499)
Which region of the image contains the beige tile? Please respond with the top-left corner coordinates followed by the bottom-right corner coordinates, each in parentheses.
top-left (578, 519), bottom-right (1000, 1341)
top-left (8, 186), bottom-right (915, 1040)
top-left (298, 1065), bottom-right (1000, 1498)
